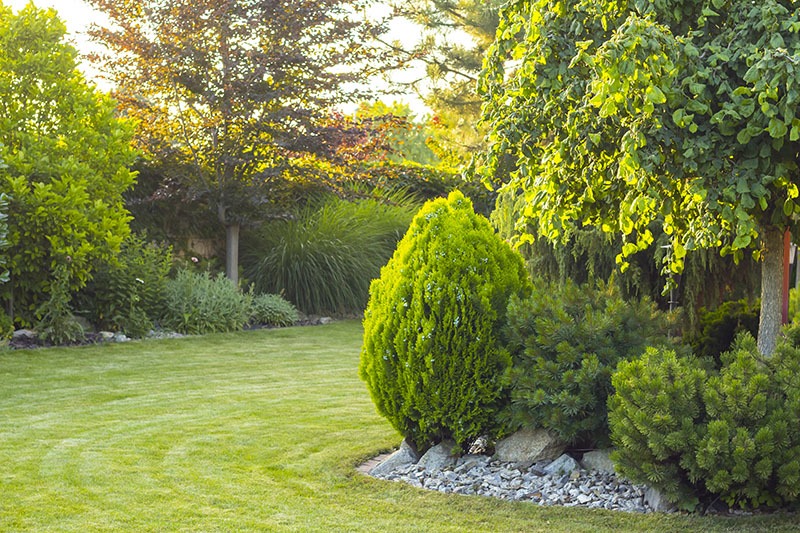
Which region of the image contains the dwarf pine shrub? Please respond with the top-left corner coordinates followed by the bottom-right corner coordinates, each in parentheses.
top-left (609, 330), bottom-right (800, 511)
top-left (608, 347), bottom-right (708, 510)
top-left (503, 281), bottom-right (671, 446)
top-left (359, 191), bottom-right (530, 451)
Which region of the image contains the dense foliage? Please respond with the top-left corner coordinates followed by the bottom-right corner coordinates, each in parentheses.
top-left (160, 270), bottom-right (252, 335)
top-left (87, 0), bottom-right (388, 284)
top-left (610, 331), bottom-right (800, 511)
top-left (360, 191), bottom-right (530, 451)
top-left (504, 281), bottom-right (671, 446)
top-left (0, 3), bottom-right (137, 324)
top-left (479, 0), bottom-right (800, 355)
top-left (242, 193), bottom-right (417, 316)
top-left (75, 235), bottom-right (173, 338)
top-left (688, 299), bottom-right (760, 361)
top-left (250, 293), bottom-right (299, 328)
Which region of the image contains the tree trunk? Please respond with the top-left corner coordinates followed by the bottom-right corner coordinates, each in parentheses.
top-left (225, 222), bottom-right (240, 287)
top-left (758, 226), bottom-right (784, 357)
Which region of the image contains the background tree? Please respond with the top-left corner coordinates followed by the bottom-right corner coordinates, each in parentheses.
top-left (382, 0), bottom-right (504, 165)
top-left (0, 2), bottom-right (137, 323)
top-left (86, 0), bottom-right (386, 284)
top-left (479, 0), bottom-right (800, 355)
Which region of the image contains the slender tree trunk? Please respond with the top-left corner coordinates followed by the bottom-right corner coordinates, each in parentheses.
top-left (225, 222), bottom-right (240, 287)
top-left (758, 226), bottom-right (784, 357)
top-left (218, 203), bottom-right (239, 286)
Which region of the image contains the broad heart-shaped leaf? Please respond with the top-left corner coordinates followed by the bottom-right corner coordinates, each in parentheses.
top-left (646, 85), bottom-right (667, 105)
top-left (768, 118), bottom-right (788, 139)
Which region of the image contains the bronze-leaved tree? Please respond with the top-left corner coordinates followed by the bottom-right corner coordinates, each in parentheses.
top-left (86, 0), bottom-right (387, 285)
top-left (360, 191), bottom-right (530, 452)
top-left (0, 3), bottom-right (137, 323)
top-left (479, 0), bottom-right (800, 355)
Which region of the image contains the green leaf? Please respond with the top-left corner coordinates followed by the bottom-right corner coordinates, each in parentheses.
top-left (768, 118), bottom-right (788, 139)
top-left (646, 85), bottom-right (667, 105)
top-left (737, 128), bottom-right (752, 144)
top-left (770, 33), bottom-right (786, 49)
top-left (732, 234), bottom-right (751, 249)
top-left (784, 199), bottom-right (795, 216)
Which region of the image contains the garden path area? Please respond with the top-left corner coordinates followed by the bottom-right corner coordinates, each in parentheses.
top-left (0, 321), bottom-right (795, 531)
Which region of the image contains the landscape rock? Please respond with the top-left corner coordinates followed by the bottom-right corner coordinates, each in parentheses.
top-left (544, 454), bottom-right (581, 476)
top-left (494, 428), bottom-right (565, 464)
top-left (581, 449), bottom-right (616, 474)
top-left (99, 331), bottom-right (115, 341)
top-left (368, 449), bottom-right (652, 513)
top-left (370, 439), bottom-right (419, 477)
top-left (12, 329), bottom-right (36, 339)
top-left (417, 440), bottom-right (458, 471)
top-left (644, 486), bottom-right (677, 513)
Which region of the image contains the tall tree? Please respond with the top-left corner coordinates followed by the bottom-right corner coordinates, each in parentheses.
top-left (86, 0), bottom-right (386, 284)
top-left (479, 0), bottom-right (800, 355)
top-left (383, 0), bottom-right (504, 165)
top-left (0, 2), bottom-right (137, 323)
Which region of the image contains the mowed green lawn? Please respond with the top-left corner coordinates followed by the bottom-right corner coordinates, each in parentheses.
top-left (0, 321), bottom-right (796, 532)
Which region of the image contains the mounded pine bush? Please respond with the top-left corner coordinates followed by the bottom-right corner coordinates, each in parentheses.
top-left (609, 330), bottom-right (800, 511)
top-left (360, 191), bottom-right (530, 451)
top-left (503, 281), bottom-right (671, 446)
top-left (608, 346), bottom-right (708, 511)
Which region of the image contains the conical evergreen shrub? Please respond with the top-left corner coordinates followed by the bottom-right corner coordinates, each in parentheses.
top-left (359, 191), bottom-right (530, 451)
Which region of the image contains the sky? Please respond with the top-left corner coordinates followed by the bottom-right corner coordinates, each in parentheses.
top-left (4, 0), bottom-right (431, 115)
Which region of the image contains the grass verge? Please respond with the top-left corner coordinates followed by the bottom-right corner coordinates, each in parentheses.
top-left (0, 321), bottom-right (796, 531)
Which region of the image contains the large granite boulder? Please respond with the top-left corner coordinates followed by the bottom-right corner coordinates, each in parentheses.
top-left (544, 453), bottom-right (581, 476)
top-left (417, 440), bottom-right (458, 471)
top-left (494, 428), bottom-right (565, 463)
top-left (580, 449), bottom-right (616, 474)
top-left (369, 439), bottom-right (419, 477)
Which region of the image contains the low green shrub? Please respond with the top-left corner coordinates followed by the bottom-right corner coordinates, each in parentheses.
top-left (250, 293), bottom-right (299, 327)
top-left (242, 191), bottom-right (417, 315)
top-left (688, 299), bottom-right (759, 361)
top-left (0, 308), bottom-right (12, 340)
top-left (609, 330), bottom-right (800, 511)
top-left (360, 191), bottom-right (531, 451)
top-left (36, 264), bottom-right (85, 345)
top-left (608, 346), bottom-right (708, 510)
top-left (503, 281), bottom-right (672, 446)
top-left (160, 270), bottom-right (252, 335)
top-left (75, 234), bottom-right (172, 338)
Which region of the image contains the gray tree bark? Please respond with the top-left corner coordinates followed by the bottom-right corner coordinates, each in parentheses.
top-left (225, 222), bottom-right (240, 287)
top-left (758, 226), bottom-right (784, 357)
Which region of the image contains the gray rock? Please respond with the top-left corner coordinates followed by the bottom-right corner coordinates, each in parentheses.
top-left (370, 439), bottom-right (419, 477)
top-left (418, 440), bottom-right (458, 471)
top-left (455, 454), bottom-right (489, 472)
top-left (99, 331), bottom-right (115, 341)
top-left (12, 329), bottom-right (36, 339)
top-left (544, 454), bottom-right (581, 476)
top-left (494, 428), bottom-right (565, 463)
top-left (581, 449), bottom-right (616, 474)
top-left (644, 486), bottom-right (676, 512)
top-left (113, 332), bottom-right (130, 342)
top-left (319, 317), bottom-right (333, 325)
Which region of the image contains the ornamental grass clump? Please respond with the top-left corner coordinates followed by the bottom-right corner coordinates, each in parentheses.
top-left (359, 191), bottom-right (530, 452)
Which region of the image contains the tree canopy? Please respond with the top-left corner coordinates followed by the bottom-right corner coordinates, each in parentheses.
top-left (0, 2), bottom-right (137, 323)
top-left (86, 0), bottom-right (387, 284)
top-left (479, 0), bottom-right (800, 355)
